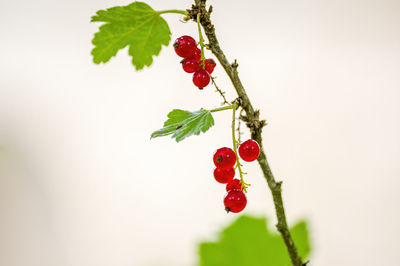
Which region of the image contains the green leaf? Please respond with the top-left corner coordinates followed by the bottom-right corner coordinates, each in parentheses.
top-left (199, 215), bottom-right (311, 266)
top-left (91, 1), bottom-right (171, 70)
top-left (151, 109), bottom-right (214, 142)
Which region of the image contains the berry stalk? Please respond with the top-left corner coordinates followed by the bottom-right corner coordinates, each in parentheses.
top-left (231, 101), bottom-right (249, 192)
top-left (192, 1), bottom-right (304, 265)
top-left (196, 13), bottom-right (206, 68)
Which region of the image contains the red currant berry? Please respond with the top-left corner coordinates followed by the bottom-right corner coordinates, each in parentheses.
top-left (204, 58), bottom-right (216, 74)
top-left (181, 57), bottom-right (201, 73)
top-left (224, 190), bottom-right (247, 213)
top-left (193, 48), bottom-right (201, 61)
top-left (238, 139), bottom-right (260, 162)
top-left (173, 36), bottom-right (197, 58)
top-left (213, 147), bottom-right (236, 169)
top-left (214, 167), bottom-right (235, 184)
top-left (226, 179), bottom-right (243, 191)
top-left (193, 69), bottom-right (210, 89)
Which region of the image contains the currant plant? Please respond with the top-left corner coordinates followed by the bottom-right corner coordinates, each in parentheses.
top-left (91, 1), bottom-right (307, 265)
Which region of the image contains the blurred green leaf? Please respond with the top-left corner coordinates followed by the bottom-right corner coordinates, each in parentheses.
top-left (151, 108), bottom-right (214, 142)
top-left (199, 215), bottom-right (310, 266)
top-left (91, 1), bottom-right (171, 70)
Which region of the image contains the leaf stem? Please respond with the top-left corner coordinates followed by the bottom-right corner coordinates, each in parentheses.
top-left (157, 9), bottom-right (187, 15)
top-left (193, 1), bottom-right (304, 265)
top-left (209, 105), bottom-right (234, 113)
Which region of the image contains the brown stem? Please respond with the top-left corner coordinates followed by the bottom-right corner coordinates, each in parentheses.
top-left (211, 76), bottom-right (229, 105)
top-left (192, 1), bottom-right (304, 265)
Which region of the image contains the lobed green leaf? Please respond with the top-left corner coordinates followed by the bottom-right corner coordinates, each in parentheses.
top-left (91, 1), bottom-right (171, 70)
top-left (151, 109), bottom-right (215, 142)
top-left (199, 215), bottom-right (311, 266)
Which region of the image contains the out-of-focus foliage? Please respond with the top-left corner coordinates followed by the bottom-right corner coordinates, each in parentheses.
top-left (199, 215), bottom-right (310, 266)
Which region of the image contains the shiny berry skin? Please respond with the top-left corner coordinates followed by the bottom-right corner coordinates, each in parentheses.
top-left (224, 190), bottom-right (247, 213)
top-left (173, 36), bottom-right (197, 58)
top-left (181, 57), bottom-right (200, 73)
top-left (213, 147), bottom-right (236, 169)
top-left (193, 69), bottom-right (210, 89)
top-left (205, 59), bottom-right (216, 74)
top-left (238, 139), bottom-right (260, 162)
top-left (214, 167), bottom-right (235, 184)
top-left (226, 179), bottom-right (243, 191)
top-left (193, 48), bottom-right (202, 61)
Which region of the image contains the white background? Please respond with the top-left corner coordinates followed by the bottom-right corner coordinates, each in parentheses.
top-left (1, 0), bottom-right (400, 265)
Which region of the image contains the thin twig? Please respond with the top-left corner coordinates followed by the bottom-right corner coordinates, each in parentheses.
top-left (211, 76), bottom-right (229, 105)
top-left (192, 1), bottom-right (304, 265)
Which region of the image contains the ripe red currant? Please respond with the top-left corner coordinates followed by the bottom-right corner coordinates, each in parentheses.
top-left (204, 58), bottom-right (216, 74)
top-left (226, 179), bottom-right (243, 191)
top-left (213, 147), bottom-right (236, 169)
top-left (181, 57), bottom-right (200, 73)
top-left (193, 48), bottom-right (201, 61)
top-left (214, 167), bottom-right (235, 184)
top-left (238, 139), bottom-right (260, 162)
top-left (193, 69), bottom-right (210, 89)
top-left (173, 36), bottom-right (197, 58)
top-left (224, 190), bottom-right (247, 213)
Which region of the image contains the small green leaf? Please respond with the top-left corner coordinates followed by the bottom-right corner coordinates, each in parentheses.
top-left (199, 215), bottom-right (311, 266)
top-left (151, 109), bottom-right (214, 142)
top-left (91, 1), bottom-right (171, 70)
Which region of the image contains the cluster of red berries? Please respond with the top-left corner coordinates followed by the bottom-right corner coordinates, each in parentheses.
top-left (213, 139), bottom-right (260, 213)
top-left (173, 35), bottom-right (216, 89)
